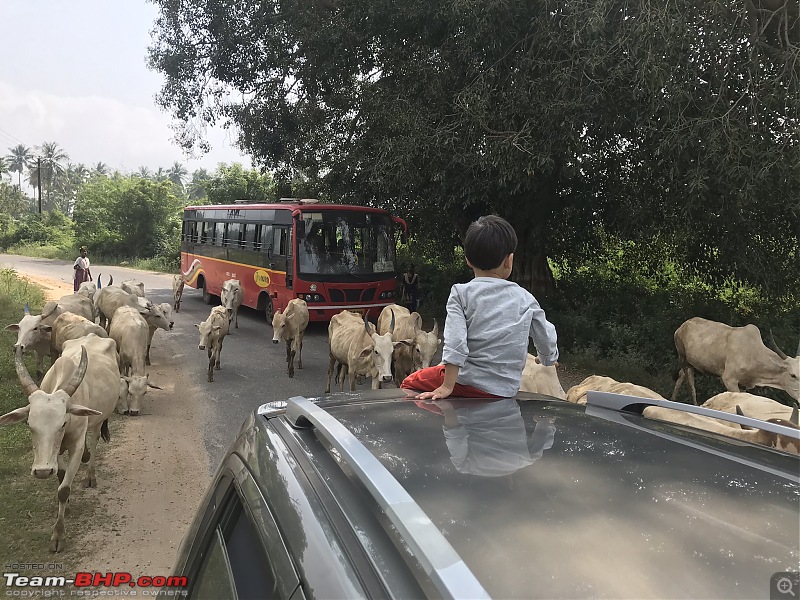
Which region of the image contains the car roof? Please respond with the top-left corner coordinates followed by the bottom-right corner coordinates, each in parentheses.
top-left (256, 390), bottom-right (800, 599)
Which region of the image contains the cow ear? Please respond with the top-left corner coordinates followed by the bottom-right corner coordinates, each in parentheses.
top-left (147, 382), bottom-right (163, 390)
top-left (67, 404), bottom-right (103, 417)
top-left (4, 324), bottom-right (20, 332)
top-left (0, 405), bottom-right (30, 425)
top-left (41, 325), bottom-right (53, 333)
top-left (394, 339), bottom-right (413, 348)
top-left (359, 347), bottom-right (372, 358)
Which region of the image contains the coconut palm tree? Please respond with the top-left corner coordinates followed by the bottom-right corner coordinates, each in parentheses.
top-left (27, 142), bottom-right (68, 210)
top-left (168, 161), bottom-right (189, 189)
top-left (92, 161), bottom-right (109, 176)
top-left (187, 168), bottom-right (210, 201)
top-left (135, 166), bottom-right (153, 179)
top-left (7, 144), bottom-right (33, 190)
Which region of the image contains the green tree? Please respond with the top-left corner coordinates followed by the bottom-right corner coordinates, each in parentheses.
top-left (73, 176), bottom-right (182, 258)
top-left (135, 166), bottom-right (153, 179)
top-left (204, 163), bottom-right (275, 204)
top-left (168, 161), bottom-right (189, 191)
top-left (0, 180), bottom-right (31, 219)
top-left (92, 162), bottom-right (109, 176)
top-left (28, 142), bottom-right (69, 212)
top-left (148, 0), bottom-right (799, 297)
top-left (7, 144), bottom-right (33, 190)
top-left (186, 168), bottom-right (211, 201)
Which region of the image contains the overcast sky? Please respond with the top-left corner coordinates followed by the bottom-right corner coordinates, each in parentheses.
top-left (0, 0), bottom-right (251, 176)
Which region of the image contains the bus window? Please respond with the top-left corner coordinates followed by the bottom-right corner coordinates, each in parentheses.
top-left (189, 222), bottom-right (198, 244)
top-left (215, 223), bottom-right (225, 247)
top-left (200, 221), bottom-right (213, 245)
top-left (260, 225), bottom-right (274, 253)
top-left (225, 222), bottom-right (241, 248)
top-left (273, 227), bottom-right (288, 256)
top-left (246, 224), bottom-right (258, 251)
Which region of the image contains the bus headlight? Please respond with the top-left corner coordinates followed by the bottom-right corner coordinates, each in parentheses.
top-left (379, 291), bottom-right (394, 299)
top-left (298, 293), bottom-right (323, 302)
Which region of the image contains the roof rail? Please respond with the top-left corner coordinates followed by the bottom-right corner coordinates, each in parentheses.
top-left (586, 392), bottom-right (800, 440)
top-left (285, 396), bottom-right (490, 600)
top-left (279, 197), bottom-right (319, 204)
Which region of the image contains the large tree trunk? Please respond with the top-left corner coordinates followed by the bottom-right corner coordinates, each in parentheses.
top-left (511, 237), bottom-right (556, 298)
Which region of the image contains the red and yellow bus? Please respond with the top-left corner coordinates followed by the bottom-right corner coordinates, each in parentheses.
top-left (180, 199), bottom-right (407, 322)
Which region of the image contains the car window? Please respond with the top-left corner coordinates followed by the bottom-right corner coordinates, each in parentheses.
top-left (189, 492), bottom-right (281, 600)
top-left (190, 528), bottom-right (236, 600)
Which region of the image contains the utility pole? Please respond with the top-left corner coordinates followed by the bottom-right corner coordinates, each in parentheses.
top-left (37, 157), bottom-right (42, 214)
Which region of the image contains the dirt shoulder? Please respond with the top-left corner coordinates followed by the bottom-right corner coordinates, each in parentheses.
top-left (14, 272), bottom-right (211, 577)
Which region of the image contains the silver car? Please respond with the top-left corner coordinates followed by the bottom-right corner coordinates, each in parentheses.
top-left (167, 389), bottom-right (800, 599)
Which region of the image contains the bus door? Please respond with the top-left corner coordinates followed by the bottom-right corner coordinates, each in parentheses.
top-left (270, 226), bottom-right (291, 289)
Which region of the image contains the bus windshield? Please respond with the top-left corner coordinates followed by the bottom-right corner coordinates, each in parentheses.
top-left (297, 211), bottom-right (396, 281)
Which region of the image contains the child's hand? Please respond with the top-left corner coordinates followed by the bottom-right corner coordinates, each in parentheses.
top-left (416, 385), bottom-right (453, 401)
top-left (534, 356), bottom-right (559, 367)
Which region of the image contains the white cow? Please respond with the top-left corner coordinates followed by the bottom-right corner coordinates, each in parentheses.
top-left (326, 311), bottom-right (403, 393)
top-left (672, 317), bottom-right (800, 405)
top-left (5, 296), bottom-right (94, 379)
top-left (220, 279), bottom-right (244, 330)
top-left (377, 304), bottom-right (440, 387)
top-left (172, 275), bottom-right (185, 312)
top-left (135, 298), bottom-right (173, 365)
top-left (120, 279), bottom-right (146, 298)
top-left (0, 336), bottom-right (119, 551)
top-left (643, 403), bottom-right (799, 455)
top-left (520, 354), bottom-right (566, 399)
top-left (50, 312), bottom-right (108, 359)
top-left (94, 286), bottom-right (159, 331)
top-left (109, 306), bottom-right (159, 415)
top-left (196, 306), bottom-right (230, 382)
top-left (566, 375), bottom-right (665, 405)
top-left (272, 299), bottom-right (309, 378)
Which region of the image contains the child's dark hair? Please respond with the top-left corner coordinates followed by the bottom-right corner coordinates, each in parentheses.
top-left (464, 215), bottom-right (517, 270)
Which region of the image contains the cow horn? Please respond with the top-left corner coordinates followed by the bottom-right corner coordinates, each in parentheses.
top-left (364, 312), bottom-right (371, 334)
top-left (14, 346), bottom-right (39, 396)
top-left (23, 303), bottom-right (30, 315)
top-left (61, 346), bottom-right (88, 397)
top-left (432, 319), bottom-right (438, 337)
top-left (108, 275), bottom-right (113, 286)
top-left (791, 407), bottom-right (799, 426)
top-left (767, 329), bottom-right (789, 360)
top-left (735, 405), bottom-right (755, 430)
top-left (97, 273), bottom-right (102, 289)
top-left (390, 309), bottom-right (395, 333)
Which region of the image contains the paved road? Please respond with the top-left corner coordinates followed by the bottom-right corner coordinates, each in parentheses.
top-left (0, 254), bottom-right (385, 471)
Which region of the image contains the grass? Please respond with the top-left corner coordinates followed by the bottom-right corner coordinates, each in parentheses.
top-left (0, 270), bottom-right (103, 592)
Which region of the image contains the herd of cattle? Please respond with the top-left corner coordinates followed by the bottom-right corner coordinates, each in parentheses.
top-left (1, 272), bottom-right (798, 552)
top-left (1, 274), bottom-right (185, 552)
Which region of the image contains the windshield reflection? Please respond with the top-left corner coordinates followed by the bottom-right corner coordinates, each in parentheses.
top-left (297, 212), bottom-right (395, 278)
top-left (409, 397), bottom-right (557, 477)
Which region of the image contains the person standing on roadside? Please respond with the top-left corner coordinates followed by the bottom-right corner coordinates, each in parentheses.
top-left (73, 246), bottom-right (92, 292)
top-left (402, 264), bottom-right (420, 312)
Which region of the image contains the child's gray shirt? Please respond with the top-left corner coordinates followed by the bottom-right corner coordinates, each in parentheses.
top-left (443, 277), bottom-right (559, 397)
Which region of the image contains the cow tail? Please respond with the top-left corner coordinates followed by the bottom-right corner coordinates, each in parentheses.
top-left (101, 419), bottom-right (111, 442)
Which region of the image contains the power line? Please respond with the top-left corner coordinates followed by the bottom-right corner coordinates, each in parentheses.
top-left (0, 125), bottom-right (25, 146)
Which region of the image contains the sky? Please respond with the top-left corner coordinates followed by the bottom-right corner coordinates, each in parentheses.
top-left (0, 0), bottom-right (251, 177)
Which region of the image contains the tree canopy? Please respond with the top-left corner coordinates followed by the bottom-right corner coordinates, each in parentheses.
top-left (148, 0), bottom-right (799, 295)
